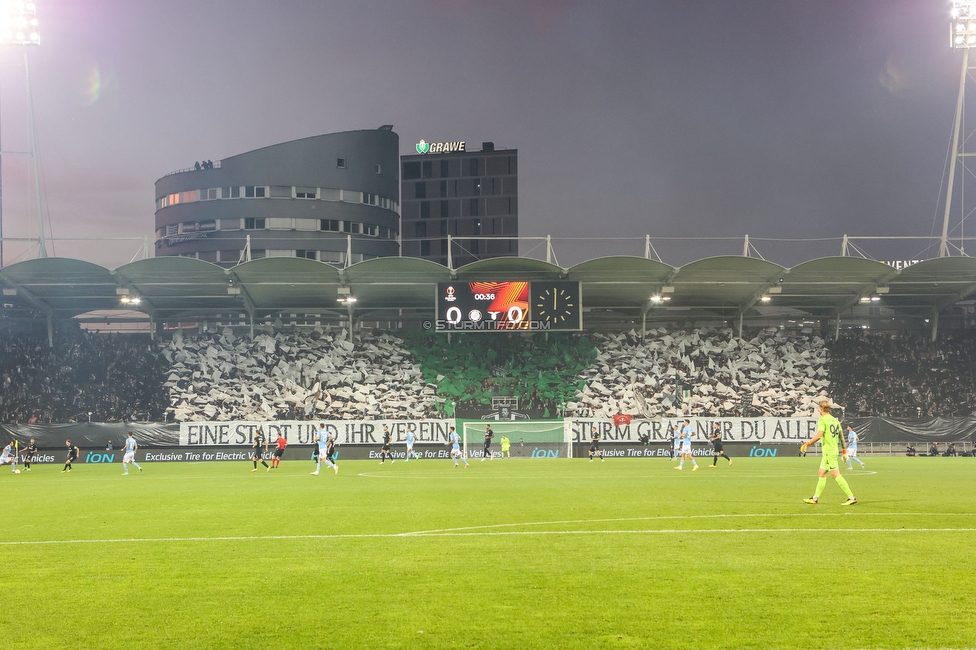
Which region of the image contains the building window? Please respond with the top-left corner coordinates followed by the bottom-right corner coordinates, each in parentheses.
top-left (420, 201), bottom-right (430, 219)
top-left (321, 219), bottom-right (340, 232)
top-left (474, 219), bottom-right (482, 235)
top-left (473, 178), bottom-right (481, 196)
top-left (222, 186), bottom-right (240, 199)
top-left (269, 185), bottom-right (291, 198)
top-left (165, 224), bottom-right (179, 236)
top-left (440, 180), bottom-right (448, 198)
top-left (469, 158), bottom-right (479, 176)
top-left (336, 157), bottom-right (346, 169)
top-left (206, 188), bottom-right (218, 200)
top-left (440, 160), bottom-right (449, 178)
top-left (296, 250), bottom-right (317, 260)
top-left (244, 218), bottom-right (266, 229)
top-left (421, 240), bottom-right (431, 256)
top-left (403, 162), bottom-right (421, 180)
top-left (470, 199), bottom-right (479, 217)
top-left (470, 239), bottom-right (480, 254)
top-left (440, 220), bottom-right (448, 236)
top-left (415, 182), bottom-right (426, 199)
top-left (440, 201), bottom-right (449, 218)
top-left (296, 187), bottom-right (316, 199)
top-left (342, 221), bottom-right (360, 234)
top-left (422, 160), bottom-right (432, 178)
top-left (415, 222), bottom-right (427, 238)
top-left (245, 186), bottom-right (266, 198)
top-left (374, 164), bottom-right (382, 175)
top-left (363, 224), bottom-right (378, 236)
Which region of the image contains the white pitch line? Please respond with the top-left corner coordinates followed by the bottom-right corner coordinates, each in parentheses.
top-left (405, 511), bottom-right (976, 535)
top-left (1, 526), bottom-right (974, 547)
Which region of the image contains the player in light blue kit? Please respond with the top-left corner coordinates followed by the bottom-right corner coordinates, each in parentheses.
top-left (674, 418), bottom-right (698, 471)
top-left (845, 425), bottom-right (866, 470)
top-left (0, 441), bottom-right (17, 473)
top-left (311, 424), bottom-right (335, 475)
top-left (122, 433), bottom-right (143, 475)
top-left (404, 425), bottom-right (420, 462)
top-left (446, 426), bottom-right (468, 468)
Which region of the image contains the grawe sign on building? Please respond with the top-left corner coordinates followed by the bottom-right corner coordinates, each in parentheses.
top-left (415, 139), bottom-right (466, 154)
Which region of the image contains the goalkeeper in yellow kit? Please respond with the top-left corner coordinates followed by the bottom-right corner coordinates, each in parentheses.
top-left (800, 400), bottom-right (857, 506)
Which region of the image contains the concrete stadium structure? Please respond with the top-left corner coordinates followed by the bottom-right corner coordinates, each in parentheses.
top-left (154, 127), bottom-right (401, 267)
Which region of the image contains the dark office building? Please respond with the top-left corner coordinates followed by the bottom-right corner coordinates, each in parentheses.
top-left (154, 128), bottom-right (400, 267)
top-left (400, 141), bottom-right (517, 267)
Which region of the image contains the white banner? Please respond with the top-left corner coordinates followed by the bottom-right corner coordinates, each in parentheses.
top-left (179, 419), bottom-right (456, 446)
top-left (566, 417), bottom-right (819, 444)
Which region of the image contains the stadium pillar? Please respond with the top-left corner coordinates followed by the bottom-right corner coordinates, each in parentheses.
top-left (46, 312), bottom-right (53, 348)
top-left (149, 314), bottom-right (155, 341)
top-left (641, 311), bottom-right (646, 342)
top-left (931, 311), bottom-right (939, 342)
top-left (737, 313), bottom-right (743, 339)
top-left (834, 311), bottom-right (840, 341)
top-left (347, 302), bottom-right (354, 342)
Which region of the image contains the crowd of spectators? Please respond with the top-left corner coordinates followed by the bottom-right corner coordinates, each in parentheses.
top-left (0, 327), bottom-right (169, 423)
top-left (4, 324), bottom-right (976, 424)
top-left (827, 330), bottom-right (976, 417)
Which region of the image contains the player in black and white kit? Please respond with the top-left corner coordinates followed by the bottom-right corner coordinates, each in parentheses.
top-left (251, 428), bottom-right (269, 472)
top-left (481, 424), bottom-right (494, 462)
top-left (589, 426), bottom-right (604, 462)
top-left (709, 422), bottom-right (732, 467)
top-left (379, 425), bottom-right (394, 464)
top-left (23, 438), bottom-right (38, 471)
top-left (62, 440), bottom-right (79, 473)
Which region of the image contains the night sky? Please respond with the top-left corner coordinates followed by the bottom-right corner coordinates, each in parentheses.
top-left (0, 0), bottom-right (967, 268)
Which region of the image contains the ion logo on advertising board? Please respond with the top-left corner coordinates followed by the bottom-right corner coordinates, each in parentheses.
top-left (85, 452), bottom-right (115, 463)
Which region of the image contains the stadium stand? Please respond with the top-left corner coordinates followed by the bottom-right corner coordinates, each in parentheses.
top-left (569, 328), bottom-right (829, 418)
top-left (827, 330), bottom-right (976, 417)
top-left (162, 328), bottom-right (434, 421)
top-left (405, 332), bottom-right (597, 417)
top-left (3, 324), bottom-right (975, 424)
top-left (0, 327), bottom-right (168, 423)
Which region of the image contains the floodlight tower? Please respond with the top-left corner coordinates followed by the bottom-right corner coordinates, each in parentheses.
top-left (942, 0), bottom-right (976, 257)
top-left (0, 0), bottom-right (42, 267)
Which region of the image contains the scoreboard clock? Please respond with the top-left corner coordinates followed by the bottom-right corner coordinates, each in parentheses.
top-left (435, 281), bottom-right (581, 331)
top-left (530, 281), bottom-right (582, 330)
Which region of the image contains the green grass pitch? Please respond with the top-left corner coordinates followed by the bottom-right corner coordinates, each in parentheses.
top-left (1, 456), bottom-right (974, 649)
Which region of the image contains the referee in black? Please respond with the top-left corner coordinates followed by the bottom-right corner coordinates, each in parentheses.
top-left (709, 422), bottom-right (732, 467)
top-left (481, 424), bottom-right (494, 461)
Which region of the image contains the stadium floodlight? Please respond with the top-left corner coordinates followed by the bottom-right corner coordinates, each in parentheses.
top-left (760, 295), bottom-right (771, 302)
top-left (859, 296), bottom-right (872, 304)
top-left (0, 1), bottom-right (40, 45)
top-left (650, 294), bottom-right (662, 303)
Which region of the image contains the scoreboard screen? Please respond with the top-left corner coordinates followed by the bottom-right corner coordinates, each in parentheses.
top-left (434, 281), bottom-right (581, 331)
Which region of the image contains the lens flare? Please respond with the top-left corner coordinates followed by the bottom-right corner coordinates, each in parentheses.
top-left (84, 66), bottom-right (101, 105)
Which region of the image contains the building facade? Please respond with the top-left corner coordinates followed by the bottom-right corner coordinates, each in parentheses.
top-left (154, 128), bottom-right (400, 267)
top-left (400, 141), bottom-right (518, 267)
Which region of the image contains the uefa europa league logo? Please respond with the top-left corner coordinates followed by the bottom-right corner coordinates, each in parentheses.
top-left (416, 140), bottom-right (430, 154)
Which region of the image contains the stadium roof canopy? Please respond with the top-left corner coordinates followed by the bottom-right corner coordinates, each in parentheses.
top-left (2, 254), bottom-right (976, 328)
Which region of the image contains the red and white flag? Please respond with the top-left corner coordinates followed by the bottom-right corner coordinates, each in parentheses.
top-left (613, 413), bottom-right (632, 427)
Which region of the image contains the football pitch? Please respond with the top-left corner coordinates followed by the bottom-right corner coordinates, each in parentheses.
top-left (1, 456), bottom-right (974, 649)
